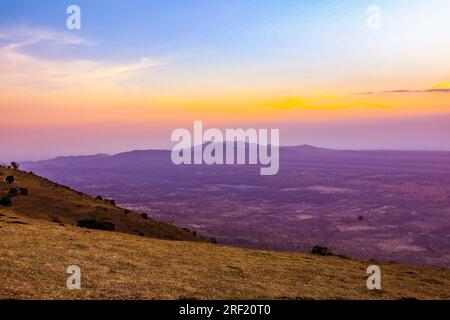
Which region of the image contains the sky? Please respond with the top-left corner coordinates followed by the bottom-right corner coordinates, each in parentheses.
top-left (1, 0), bottom-right (450, 161)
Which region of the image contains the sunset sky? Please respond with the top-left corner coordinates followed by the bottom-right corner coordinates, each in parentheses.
top-left (1, 0), bottom-right (450, 161)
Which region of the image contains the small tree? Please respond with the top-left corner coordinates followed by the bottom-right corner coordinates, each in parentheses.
top-left (96, 195), bottom-right (103, 200)
top-left (141, 213), bottom-right (148, 220)
top-left (10, 162), bottom-right (19, 170)
top-left (0, 196), bottom-right (12, 206)
top-left (6, 175), bottom-right (14, 184)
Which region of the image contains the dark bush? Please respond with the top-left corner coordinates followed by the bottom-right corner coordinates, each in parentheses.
top-left (77, 219), bottom-right (115, 231)
top-left (0, 196), bottom-right (12, 206)
top-left (96, 195), bottom-right (103, 200)
top-left (19, 188), bottom-right (28, 195)
top-left (6, 175), bottom-right (14, 184)
top-left (109, 199), bottom-right (116, 206)
top-left (124, 209), bottom-right (130, 214)
top-left (311, 245), bottom-right (334, 256)
top-left (141, 212), bottom-right (148, 219)
top-left (8, 188), bottom-right (18, 196)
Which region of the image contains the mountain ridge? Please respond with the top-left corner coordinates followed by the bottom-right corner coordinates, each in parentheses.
top-left (21, 144), bottom-right (450, 168)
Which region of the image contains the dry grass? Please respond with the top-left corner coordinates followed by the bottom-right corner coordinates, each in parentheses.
top-left (0, 212), bottom-right (449, 300)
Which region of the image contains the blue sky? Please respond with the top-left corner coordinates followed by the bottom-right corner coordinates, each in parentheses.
top-left (2, 0), bottom-right (448, 78)
top-left (0, 1), bottom-right (377, 61)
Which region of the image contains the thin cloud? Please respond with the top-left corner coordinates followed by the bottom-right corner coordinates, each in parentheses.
top-left (0, 26), bottom-right (166, 90)
top-left (358, 85), bottom-right (450, 95)
top-left (258, 96), bottom-right (390, 110)
top-left (383, 89), bottom-right (450, 93)
top-left (0, 26), bottom-right (91, 47)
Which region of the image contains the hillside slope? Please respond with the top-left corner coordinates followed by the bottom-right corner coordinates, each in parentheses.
top-left (0, 211), bottom-right (449, 299)
top-left (0, 167), bottom-right (206, 242)
top-left (1, 166), bottom-right (449, 299)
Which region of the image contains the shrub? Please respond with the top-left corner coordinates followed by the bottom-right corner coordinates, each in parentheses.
top-left (96, 195), bottom-right (103, 200)
top-left (124, 209), bottom-right (130, 214)
top-left (6, 175), bottom-right (14, 184)
top-left (0, 196), bottom-right (12, 206)
top-left (311, 245), bottom-right (334, 256)
top-left (8, 188), bottom-right (18, 196)
top-left (19, 188), bottom-right (28, 195)
top-left (141, 213), bottom-right (148, 220)
top-left (77, 219), bottom-right (115, 231)
top-left (109, 199), bottom-right (116, 206)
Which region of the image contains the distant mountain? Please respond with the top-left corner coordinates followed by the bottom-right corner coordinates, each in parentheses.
top-left (23, 144), bottom-right (450, 174)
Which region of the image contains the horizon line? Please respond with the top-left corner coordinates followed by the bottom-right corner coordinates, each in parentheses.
top-left (7, 143), bottom-right (450, 164)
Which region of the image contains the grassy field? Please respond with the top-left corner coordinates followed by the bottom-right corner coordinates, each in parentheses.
top-left (1, 167), bottom-right (449, 300)
top-left (1, 212), bottom-right (449, 300)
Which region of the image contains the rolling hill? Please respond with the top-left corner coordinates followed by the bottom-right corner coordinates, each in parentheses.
top-left (1, 166), bottom-right (450, 299)
top-left (0, 167), bottom-right (206, 242)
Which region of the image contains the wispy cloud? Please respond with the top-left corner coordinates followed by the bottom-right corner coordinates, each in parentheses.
top-left (256, 96), bottom-right (390, 110)
top-left (0, 26), bottom-right (166, 90)
top-left (358, 83), bottom-right (450, 95)
top-left (382, 89), bottom-right (450, 93)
